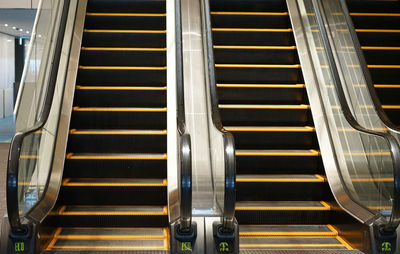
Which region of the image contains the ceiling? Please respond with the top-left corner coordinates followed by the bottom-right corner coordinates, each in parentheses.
top-left (0, 9), bottom-right (37, 38)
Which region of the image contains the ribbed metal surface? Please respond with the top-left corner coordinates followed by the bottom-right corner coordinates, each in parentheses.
top-left (239, 250), bottom-right (364, 254)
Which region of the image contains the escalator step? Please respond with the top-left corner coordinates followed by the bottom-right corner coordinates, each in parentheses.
top-left (74, 86), bottom-right (166, 107)
top-left (362, 47), bottom-right (400, 65)
top-left (239, 224), bottom-right (338, 236)
top-left (82, 31), bottom-right (166, 48)
top-left (219, 105), bottom-right (312, 126)
top-left (213, 30), bottom-right (295, 46)
top-left (236, 175), bottom-right (328, 201)
top-left (87, 0), bottom-right (166, 13)
top-left (346, 0), bottom-right (400, 13)
top-left (211, 12), bottom-right (291, 29)
top-left (67, 129), bottom-right (167, 153)
top-left (85, 13), bottom-right (166, 30)
top-left (59, 178), bottom-right (167, 205)
top-left (235, 201), bottom-right (331, 225)
top-left (356, 30), bottom-right (400, 47)
top-left (70, 107), bottom-right (166, 129)
top-left (210, 0), bottom-right (287, 12)
top-left (350, 13), bottom-right (400, 29)
top-left (375, 85), bottom-right (400, 104)
top-left (369, 64), bottom-right (400, 84)
top-left (236, 149), bottom-right (322, 174)
top-left (225, 126), bottom-right (317, 149)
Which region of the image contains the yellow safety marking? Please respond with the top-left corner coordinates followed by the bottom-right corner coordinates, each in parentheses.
top-left (326, 225), bottom-right (339, 236)
top-left (60, 210), bottom-right (167, 216)
top-left (69, 129), bottom-right (167, 135)
top-left (224, 126), bottom-right (315, 132)
top-left (240, 228), bottom-right (337, 236)
top-left (368, 206), bottom-right (391, 210)
top-left (368, 65), bottom-right (400, 69)
top-left (239, 243), bottom-right (344, 248)
top-left (76, 85), bottom-right (167, 90)
top-left (20, 155), bottom-right (39, 159)
top-left (219, 104), bottom-right (310, 109)
top-left (66, 153), bottom-right (168, 160)
top-left (59, 206), bottom-right (67, 214)
top-left (350, 13), bottom-right (400, 17)
top-left (352, 178), bottom-right (393, 182)
top-left (214, 45), bottom-right (296, 50)
top-left (86, 12), bottom-right (166, 17)
top-left (62, 179), bottom-right (167, 187)
top-left (336, 236), bottom-right (354, 250)
top-left (73, 106), bottom-right (167, 112)
top-left (215, 64), bottom-right (301, 68)
top-left (78, 66), bottom-right (167, 70)
top-left (374, 84), bottom-right (400, 88)
top-left (84, 29), bottom-right (166, 34)
top-left (383, 105), bottom-right (400, 109)
top-left (236, 201), bottom-right (331, 211)
top-left (163, 228), bottom-right (169, 250)
top-left (212, 28), bottom-right (293, 32)
top-left (211, 11), bottom-right (288, 16)
top-left (51, 246), bottom-right (166, 250)
top-left (356, 29), bottom-right (400, 33)
top-left (81, 47), bottom-right (166, 51)
top-left (56, 235), bottom-right (166, 240)
top-left (236, 149), bottom-right (320, 156)
top-left (46, 228), bottom-right (63, 250)
top-left (320, 201), bottom-right (332, 209)
top-left (217, 84), bottom-right (305, 88)
top-left (362, 46), bottom-right (400, 50)
top-left (236, 174), bottom-right (325, 183)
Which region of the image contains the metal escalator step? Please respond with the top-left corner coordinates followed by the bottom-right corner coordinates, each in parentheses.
top-left (66, 153), bottom-right (167, 160)
top-left (237, 174), bottom-right (325, 182)
top-left (210, 0), bottom-right (287, 12)
top-left (62, 178), bottom-right (167, 187)
top-left (58, 205), bottom-right (167, 215)
top-left (211, 12), bottom-right (290, 29)
top-left (82, 31), bottom-right (166, 48)
top-left (85, 13), bottom-right (166, 30)
top-left (87, 0), bottom-right (166, 14)
top-left (350, 13), bottom-right (400, 30)
top-left (236, 149), bottom-right (320, 156)
top-left (236, 201), bottom-right (331, 211)
top-left (239, 251), bottom-right (363, 254)
top-left (362, 48), bottom-right (400, 65)
top-left (213, 30), bottom-right (295, 46)
top-left (239, 225), bottom-right (338, 236)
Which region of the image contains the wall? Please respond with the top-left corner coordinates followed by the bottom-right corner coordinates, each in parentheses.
top-left (0, 0), bottom-right (39, 9)
top-left (0, 33), bottom-right (15, 118)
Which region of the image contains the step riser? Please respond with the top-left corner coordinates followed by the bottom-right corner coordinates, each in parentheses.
top-left (363, 50), bottom-right (400, 65)
top-left (80, 51), bottom-right (166, 67)
top-left (74, 90), bottom-right (166, 107)
top-left (64, 159), bottom-right (167, 179)
top-left (237, 156), bottom-right (322, 173)
top-left (87, 0), bottom-right (166, 13)
top-left (60, 187), bottom-right (167, 205)
top-left (236, 210), bottom-right (331, 225)
top-left (213, 31), bottom-right (294, 46)
top-left (210, 0), bottom-right (287, 12)
top-left (70, 111), bottom-right (166, 129)
top-left (82, 33), bottom-right (166, 48)
top-left (346, 1), bottom-right (400, 13)
top-left (358, 33), bottom-right (400, 47)
top-left (85, 16), bottom-right (166, 30)
top-left (352, 16), bottom-right (400, 30)
top-left (214, 49), bottom-right (299, 65)
top-left (370, 68), bottom-right (400, 84)
top-left (232, 131), bottom-right (317, 149)
top-left (218, 87), bottom-right (306, 105)
top-left (220, 108), bottom-right (312, 126)
top-left (237, 182), bottom-right (329, 201)
top-left (77, 69), bottom-right (166, 86)
top-left (376, 88), bottom-right (400, 105)
top-left (212, 15), bottom-right (291, 29)
top-left (216, 68), bottom-right (303, 84)
top-left (67, 135), bottom-right (167, 153)
top-left (383, 109), bottom-right (400, 125)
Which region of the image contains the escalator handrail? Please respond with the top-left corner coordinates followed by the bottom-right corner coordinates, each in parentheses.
top-left (176, 0), bottom-right (193, 231)
top-left (312, 0), bottom-right (400, 232)
top-left (6, 0), bottom-right (71, 234)
top-left (202, 0), bottom-right (236, 232)
top-left (337, 0), bottom-right (400, 138)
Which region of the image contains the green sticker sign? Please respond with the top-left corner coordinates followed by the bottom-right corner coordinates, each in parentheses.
top-left (381, 242), bottom-right (392, 252)
top-left (219, 242), bottom-right (230, 252)
top-left (14, 242), bottom-right (24, 252)
top-left (181, 241), bottom-right (192, 251)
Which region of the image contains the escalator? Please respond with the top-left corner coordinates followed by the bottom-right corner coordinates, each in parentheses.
top-left (346, 0), bottom-right (400, 126)
top-left (42, 0), bottom-right (169, 251)
top-left (209, 0), bottom-right (360, 251)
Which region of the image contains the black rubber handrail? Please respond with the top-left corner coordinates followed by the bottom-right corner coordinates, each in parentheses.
top-left (6, 0), bottom-right (71, 234)
top-left (176, 0), bottom-right (193, 232)
top-left (202, 0), bottom-right (236, 232)
top-left (312, 0), bottom-right (400, 232)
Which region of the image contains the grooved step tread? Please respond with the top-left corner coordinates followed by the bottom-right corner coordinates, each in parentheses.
top-left (81, 47), bottom-right (167, 51)
top-left (73, 106), bottom-right (167, 112)
top-left (55, 205), bottom-right (167, 216)
top-left (76, 85), bottom-right (167, 90)
top-left (211, 11), bottom-right (289, 16)
top-left (86, 12), bottom-right (166, 17)
top-left (225, 126), bottom-right (315, 132)
top-left (69, 129), bottom-right (167, 135)
top-left (84, 29), bottom-right (166, 33)
top-left (236, 149), bottom-right (320, 156)
top-left (62, 178), bottom-right (167, 187)
top-left (239, 225), bottom-right (338, 236)
top-left (237, 174), bottom-right (326, 183)
top-left (219, 105), bottom-right (310, 109)
top-left (66, 153), bottom-right (167, 160)
top-left (236, 201), bottom-right (331, 211)
top-left (217, 83), bottom-right (305, 88)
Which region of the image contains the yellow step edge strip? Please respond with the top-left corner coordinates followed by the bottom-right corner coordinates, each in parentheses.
top-left (219, 104), bottom-right (310, 109)
top-left (214, 45), bottom-right (296, 50)
top-left (217, 84), bottom-right (305, 88)
top-left (368, 65), bottom-right (400, 69)
top-left (236, 149), bottom-right (320, 157)
top-left (236, 174), bottom-right (326, 183)
top-left (56, 235), bottom-right (166, 240)
top-left (224, 126), bottom-right (315, 132)
top-left (215, 64), bottom-right (301, 68)
top-left (336, 236), bottom-right (354, 250)
top-left (46, 228), bottom-right (62, 250)
top-left (211, 11), bottom-right (288, 16)
top-left (84, 29), bottom-right (166, 34)
top-left (352, 178), bottom-right (393, 182)
top-left (62, 179), bottom-right (167, 187)
top-left (362, 46), bottom-right (400, 50)
top-left (236, 201), bottom-right (331, 211)
top-left (50, 246), bottom-right (166, 250)
top-left (73, 106), bottom-right (167, 112)
top-left (20, 155), bottom-right (39, 159)
top-left (81, 47), bottom-right (166, 51)
top-left (240, 227), bottom-right (337, 236)
top-left (86, 12), bottom-right (166, 17)
top-left (66, 153), bottom-right (168, 160)
top-left (350, 13), bottom-right (400, 17)
top-left (356, 29), bottom-right (400, 33)
top-left (76, 85), bottom-right (167, 91)
top-left (212, 28), bottom-right (293, 32)
top-left (163, 228), bottom-right (170, 250)
top-left (78, 66), bottom-right (167, 70)
top-left (239, 243), bottom-right (345, 248)
top-left (374, 84), bottom-right (400, 88)
top-left (383, 105), bottom-right (400, 109)
top-left (69, 129), bottom-right (167, 135)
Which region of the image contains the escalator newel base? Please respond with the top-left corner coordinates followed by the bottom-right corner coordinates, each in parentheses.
top-left (212, 221), bottom-right (239, 254)
top-left (6, 223), bottom-right (37, 254)
top-left (374, 224), bottom-right (397, 254)
top-left (170, 222), bottom-right (197, 253)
